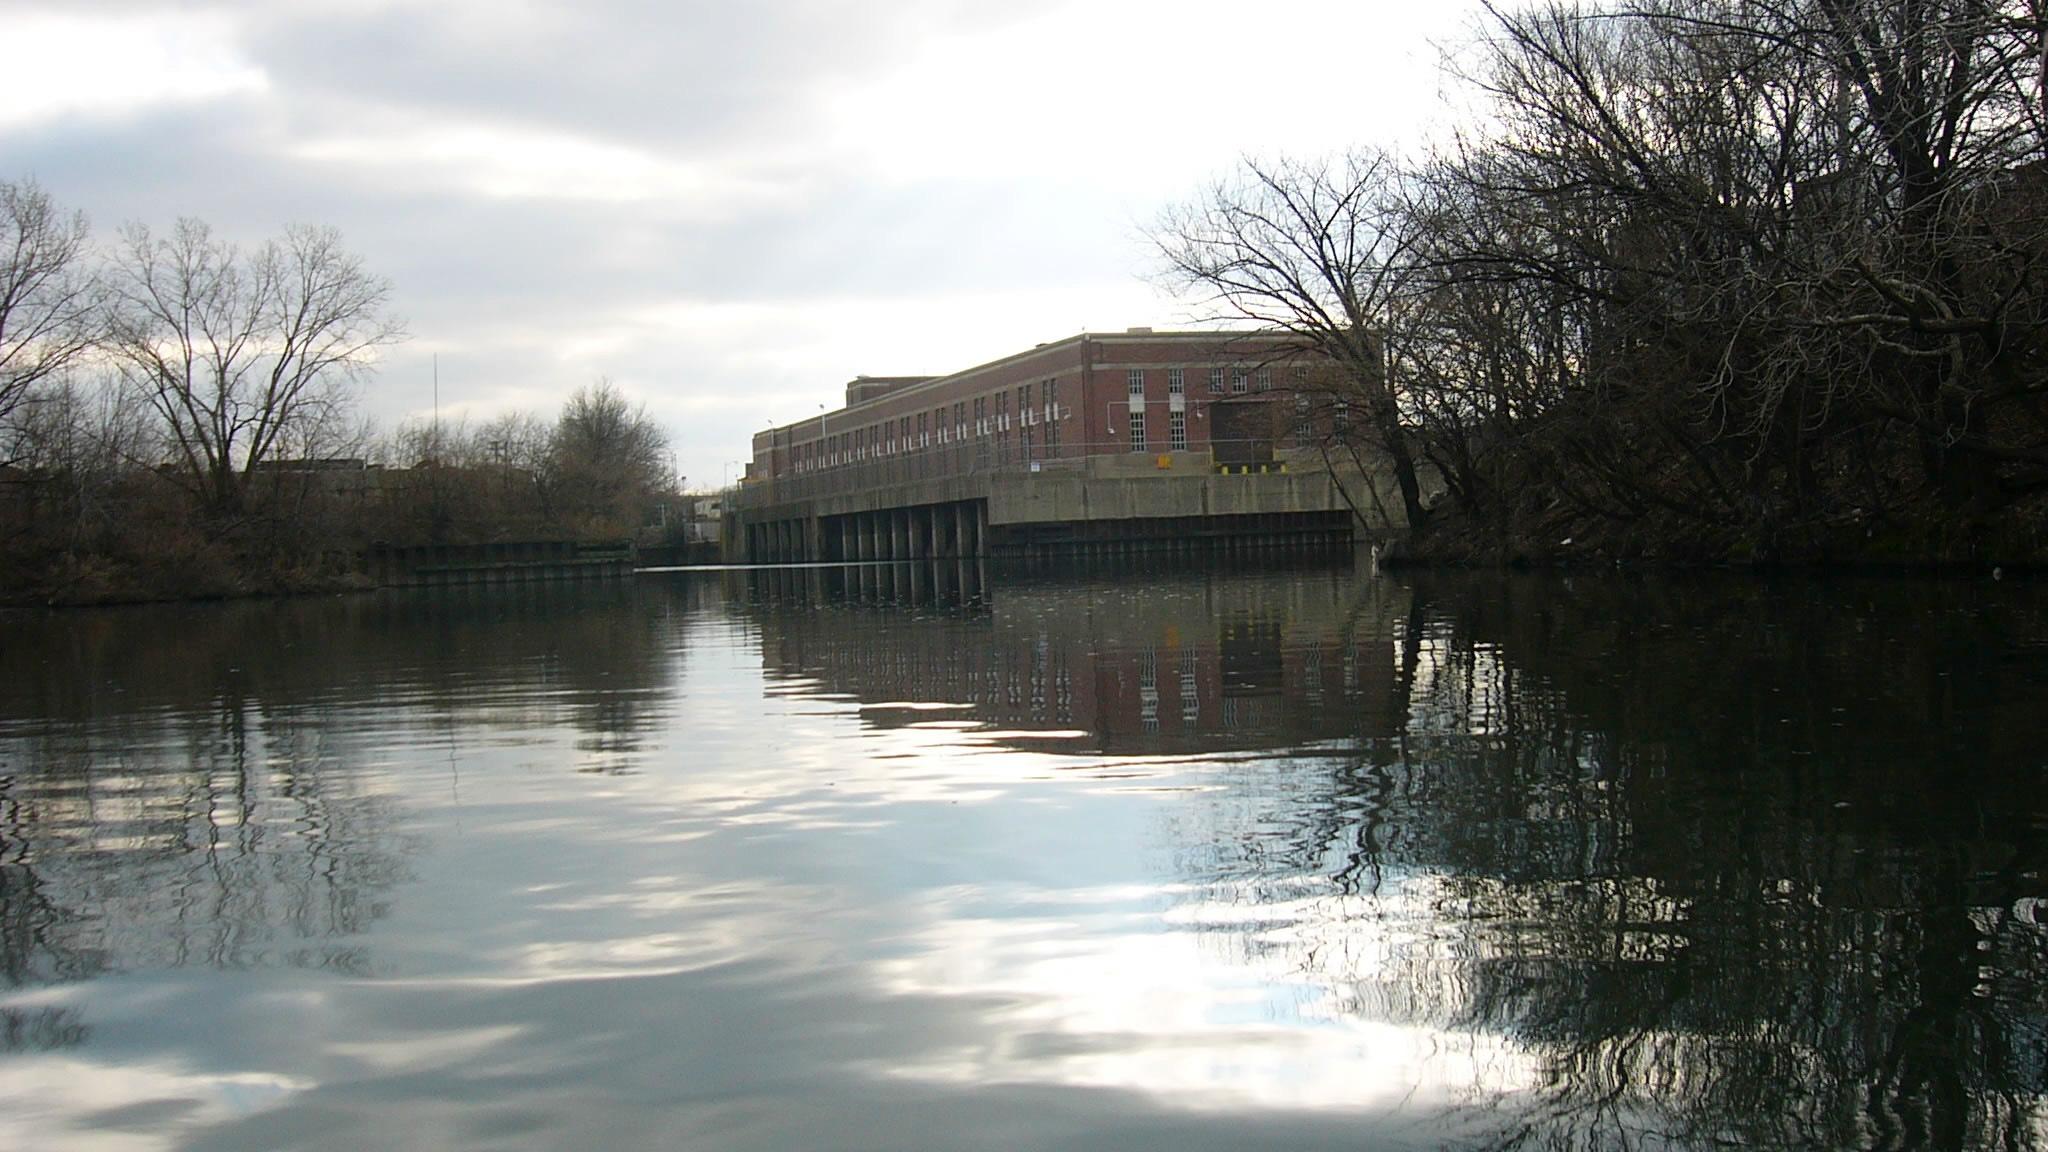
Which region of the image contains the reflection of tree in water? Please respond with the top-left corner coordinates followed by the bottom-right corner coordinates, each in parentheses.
top-left (1174, 575), bottom-right (2048, 1150)
top-left (0, 579), bottom-right (695, 1004)
top-left (0, 704), bottom-right (407, 995)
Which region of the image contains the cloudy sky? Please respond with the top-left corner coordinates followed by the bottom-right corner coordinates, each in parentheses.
top-left (5, 0), bottom-right (1486, 488)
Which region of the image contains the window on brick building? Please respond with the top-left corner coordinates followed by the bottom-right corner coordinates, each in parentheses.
top-left (1168, 367), bottom-right (1183, 395)
top-left (1169, 410), bottom-right (1187, 450)
top-left (1231, 367), bottom-right (1249, 394)
top-left (1294, 392), bottom-right (1311, 444)
top-left (1128, 410), bottom-right (1146, 450)
top-left (1256, 367), bottom-right (1272, 392)
top-left (1128, 368), bottom-right (1145, 396)
top-left (1208, 366), bottom-right (1225, 394)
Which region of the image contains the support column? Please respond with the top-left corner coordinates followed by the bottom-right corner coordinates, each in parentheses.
top-left (953, 503), bottom-right (968, 560)
top-left (973, 500), bottom-right (989, 558)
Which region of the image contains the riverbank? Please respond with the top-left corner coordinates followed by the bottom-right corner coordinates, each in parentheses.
top-left (1382, 489), bottom-right (2048, 575)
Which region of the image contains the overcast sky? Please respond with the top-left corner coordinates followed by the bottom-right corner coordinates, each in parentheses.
top-left (4, 0), bottom-right (1486, 488)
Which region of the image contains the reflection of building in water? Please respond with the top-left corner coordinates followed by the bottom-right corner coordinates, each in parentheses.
top-left (740, 564), bottom-right (1412, 756)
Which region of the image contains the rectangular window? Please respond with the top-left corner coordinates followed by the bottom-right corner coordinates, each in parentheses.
top-left (1017, 386), bottom-right (1030, 423)
top-left (1208, 366), bottom-right (1225, 394)
top-left (1231, 367), bottom-right (1249, 394)
top-left (954, 401), bottom-right (965, 440)
top-left (1256, 367), bottom-right (1272, 392)
top-left (973, 396), bottom-right (986, 436)
top-left (1168, 367), bottom-right (1183, 395)
top-left (1127, 368), bottom-right (1144, 396)
top-left (1294, 393), bottom-right (1312, 444)
top-left (1128, 410), bottom-right (1146, 451)
top-left (917, 411), bottom-right (928, 446)
top-left (1169, 409), bottom-right (1187, 450)
top-left (996, 391), bottom-right (1008, 432)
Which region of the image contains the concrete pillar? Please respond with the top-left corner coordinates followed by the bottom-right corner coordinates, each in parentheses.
top-left (973, 500), bottom-right (989, 558)
top-left (895, 509), bottom-right (910, 559)
top-left (953, 503), bottom-right (968, 560)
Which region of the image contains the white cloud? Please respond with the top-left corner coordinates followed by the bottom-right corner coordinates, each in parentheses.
top-left (290, 120), bottom-right (808, 209)
top-left (0, 11), bottom-right (269, 130)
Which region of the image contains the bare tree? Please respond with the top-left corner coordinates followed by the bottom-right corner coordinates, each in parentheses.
top-left (103, 218), bottom-right (403, 515)
top-left (1153, 151), bottom-right (1433, 529)
top-left (0, 179), bottom-right (98, 462)
top-left (549, 379), bottom-right (671, 535)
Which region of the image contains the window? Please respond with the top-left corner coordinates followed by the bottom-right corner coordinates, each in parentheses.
top-left (954, 402), bottom-right (965, 440)
top-left (1294, 393), bottom-right (1312, 444)
top-left (1256, 367), bottom-right (1272, 392)
top-left (917, 411), bottom-right (928, 446)
top-left (973, 396), bottom-right (986, 436)
top-left (1017, 386), bottom-right (1030, 423)
top-left (1128, 410), bottom-right (1146, 450)
top-left (1208, 366), bottom-right (1225, 394)
top-left (1169, 409), bottom-right (1187, 450)
top-left (1168, 367), bottom-right (1184, 395)
top-left (1127, 368), bottom-right (1145, 396)
top-left (996, 391), bottom-right (1008, 431)
top-left (1231, 367), bottom-right (1249, 394)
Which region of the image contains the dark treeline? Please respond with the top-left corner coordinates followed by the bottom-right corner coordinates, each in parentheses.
top-left (0, 186), bottom-right (676, 604)
top-left (1159, 0), bottom-right (2048, 564)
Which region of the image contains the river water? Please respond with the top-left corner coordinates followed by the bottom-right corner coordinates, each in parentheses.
top-left (1, 562), bottom-right (2044, 1151)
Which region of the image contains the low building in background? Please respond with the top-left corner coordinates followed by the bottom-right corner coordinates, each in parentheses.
top-left (734, 329), bottom-right (1402, 563)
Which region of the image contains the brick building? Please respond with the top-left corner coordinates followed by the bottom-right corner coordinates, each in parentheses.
top-left (747, 329), bottom-right (1319, 484)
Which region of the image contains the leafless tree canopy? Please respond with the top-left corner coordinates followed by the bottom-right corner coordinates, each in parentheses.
top-left (103, 218), bottom-right (404, 514)
top-left (1161, 0), bottom-right (2048, 560)
top-left (1153, 151), bottom-right (1433, 528)
top-left (0, 179), bottom-right (98, 462)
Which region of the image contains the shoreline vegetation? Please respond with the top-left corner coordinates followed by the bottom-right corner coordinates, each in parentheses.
top-left (1153, 1), bottom-right (2048, 573)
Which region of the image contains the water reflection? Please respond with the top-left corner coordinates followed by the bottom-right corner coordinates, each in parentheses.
top-left (0, 567), bottom-right (2041, 1151)
top-left (0, 583), bottom-right (692, 995)
top-left (730, 566), bottom-right (2048, 1149)
top-left (737, 560), bottom-right (1410, 756)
